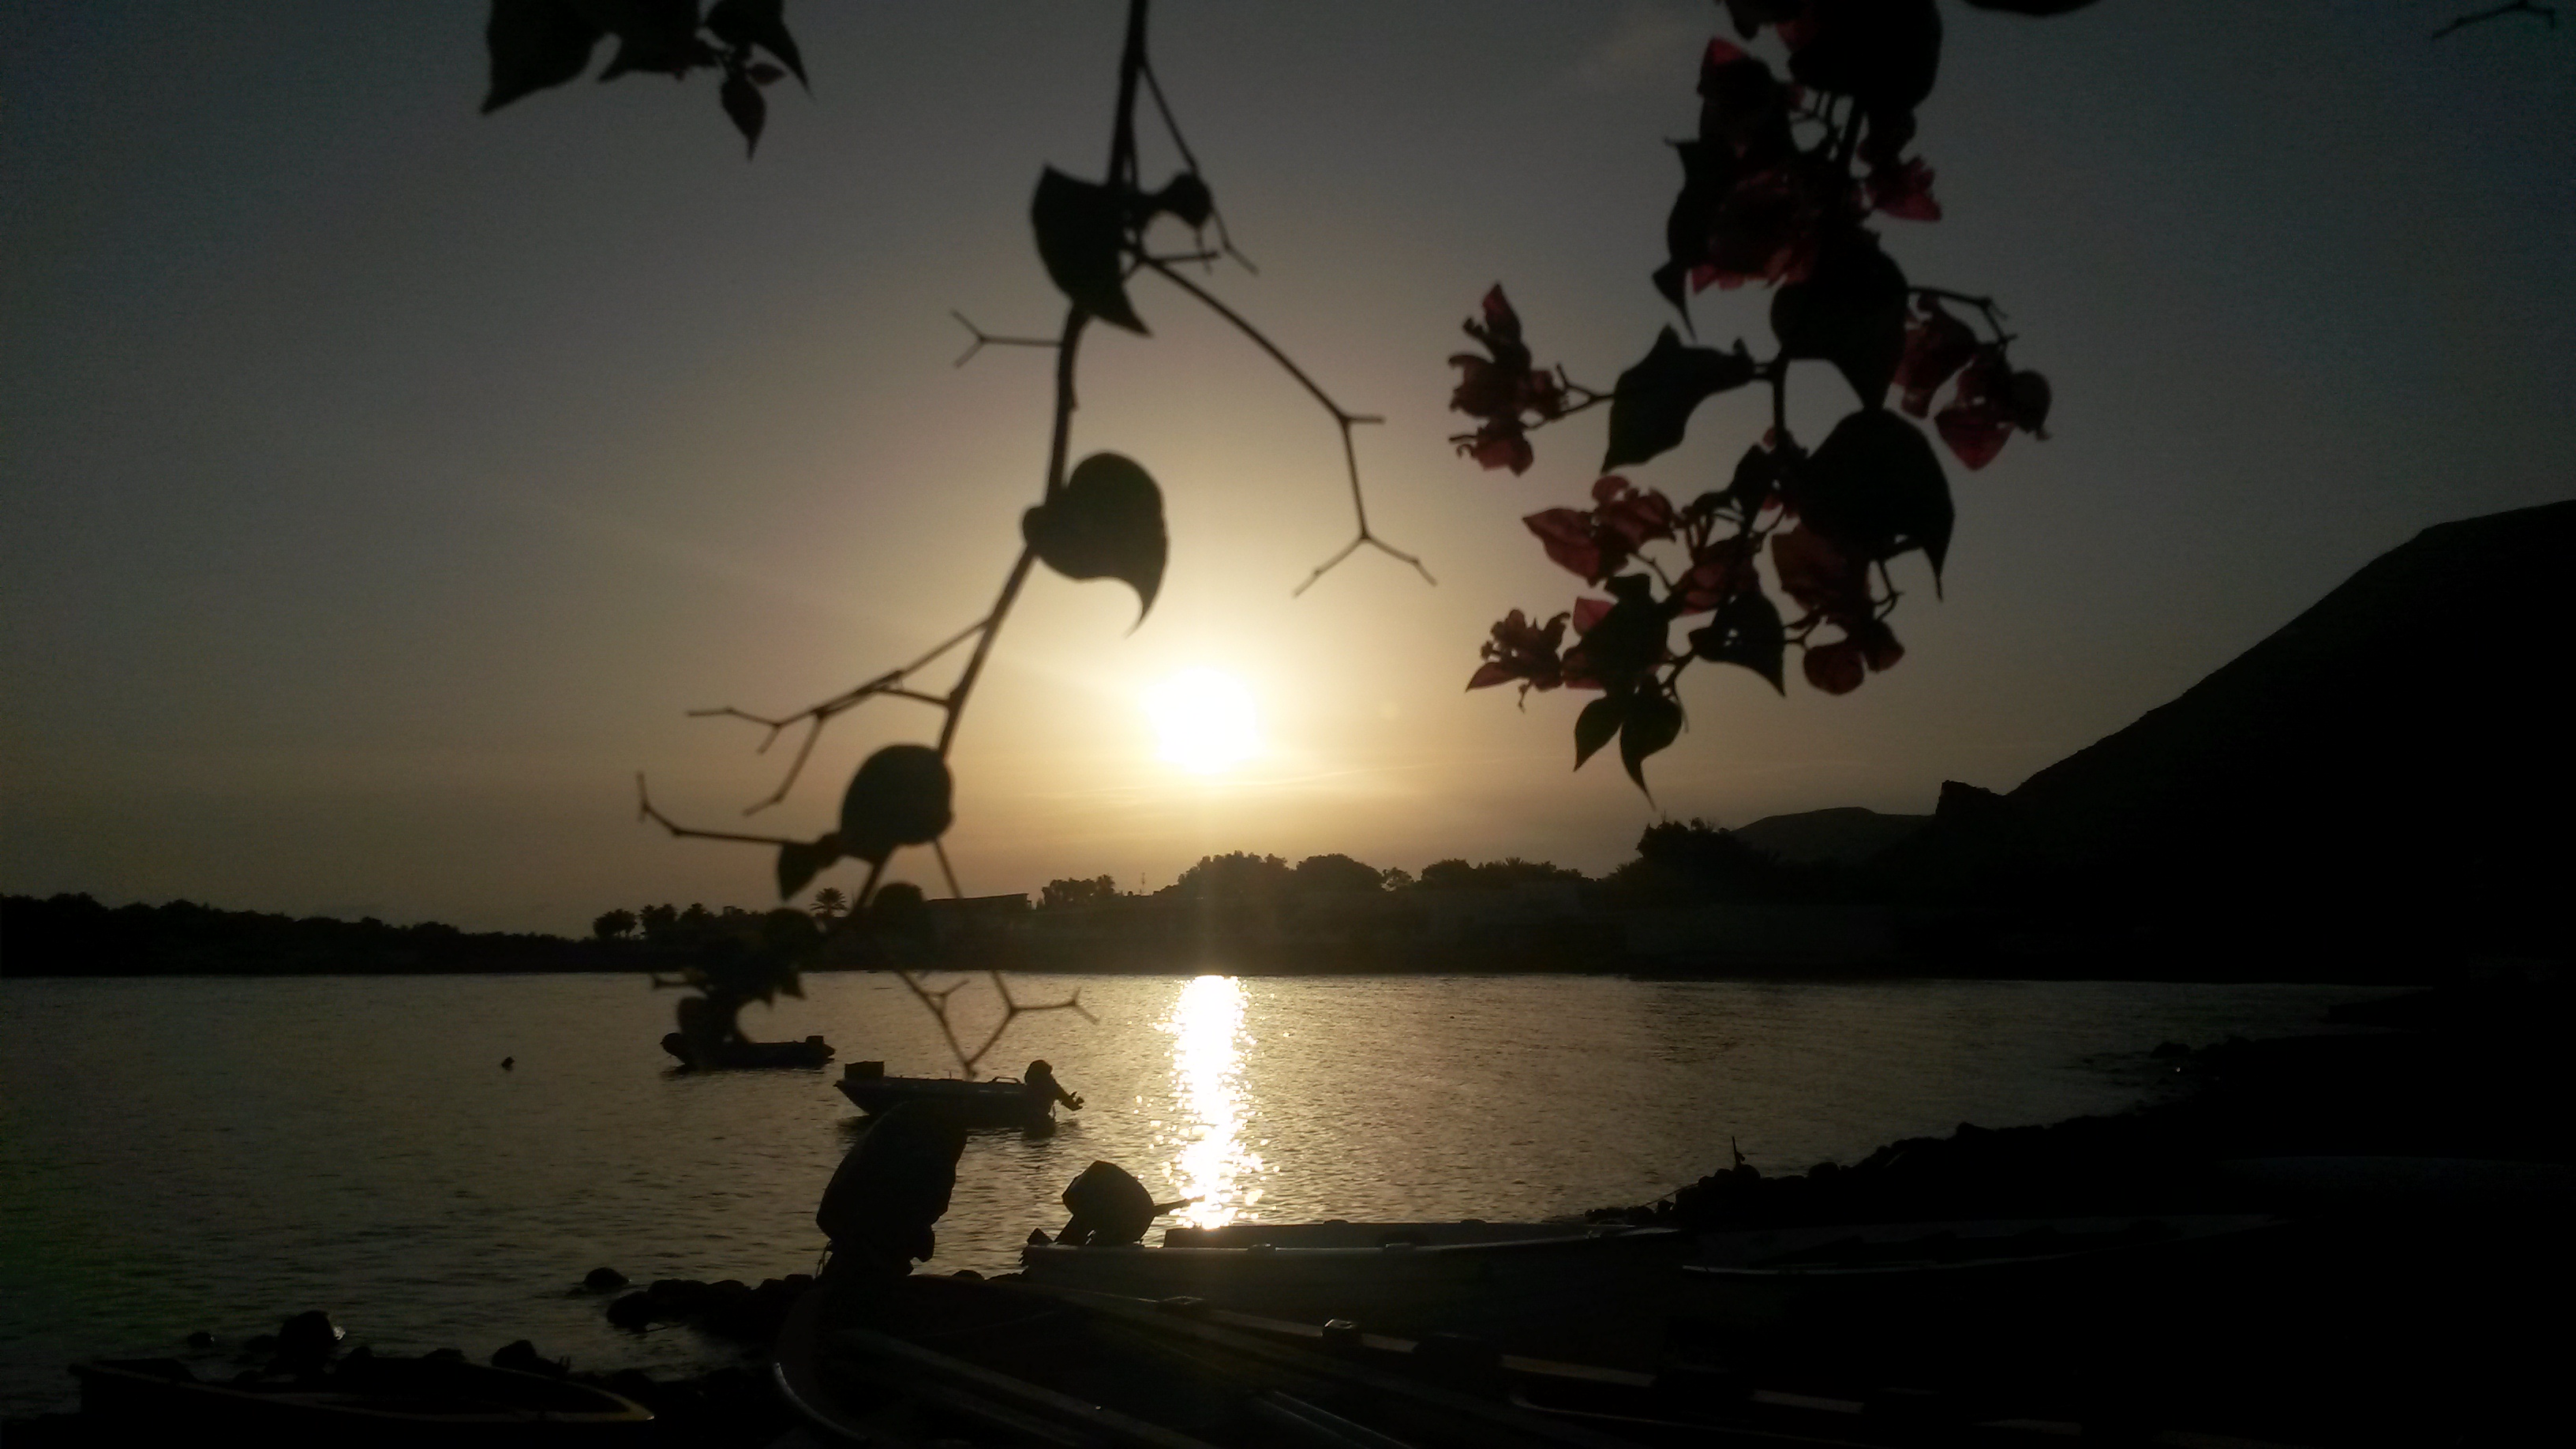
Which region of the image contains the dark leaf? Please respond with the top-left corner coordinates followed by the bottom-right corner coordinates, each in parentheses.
top-left (1032, 168), bottom-right (1146, 334)
top-left (747, 62), bottom-right (784, 85)
top-left (838, 745), bottom-right (953, 867)
top-left (1564, 584), bottom-right (1670, 692)
top-left (593, 0), bottom-right (703, 80)
top-left (1022, 452), bottom-right (1168, 623)
top-left (776, 833), bottom-right (839, 900)
top-left (720, 69), bottom-right (765, 154)
top-left (1619, 691), bottom-right (1685, 795)
top-left (1788, 0), bottom-right (1943, 115)
top-left (1574, 693), bottom-right (1627, 771)
top-left (1727, 443), bottom-right (1782, 515)
top-left (1798, 407), bottom-right (1954, 579)
top-left (1769, 234), bottom-right (1909, 407)
top-left (481, 0), bottom-right (604, 113)
top-left (1688, 590), bottom-right (1787, 693)
top-left (706, 0), bottom-right (807, 87)
top-left (1154, 173), bottom-right (1213, 229)
top-left (1602, 328), bottom-right (1756, 471)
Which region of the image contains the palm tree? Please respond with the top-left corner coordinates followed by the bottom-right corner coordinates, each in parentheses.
top-left (810, 886), bottom-right (848, 922)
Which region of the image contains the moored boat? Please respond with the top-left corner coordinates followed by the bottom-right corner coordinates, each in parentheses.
top-left (661, 1032), bottom-right (834, 1070)
top-left (836, 1059), bottom-right (1079, 1129)
top-left (1019, 1219), bottom-right (1690, 1365)
top-left (71, 1354), bottom-right (653, 1445)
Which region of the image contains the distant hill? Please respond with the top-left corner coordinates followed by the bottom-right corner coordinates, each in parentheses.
top-left (1881, 499), bottom-right (2576, 973)
top-left (1732, 807), bottom-right (1928, 865)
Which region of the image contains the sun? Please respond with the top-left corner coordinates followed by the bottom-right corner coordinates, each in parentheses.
top-left (1144, 668), bottom-right (1260, 775)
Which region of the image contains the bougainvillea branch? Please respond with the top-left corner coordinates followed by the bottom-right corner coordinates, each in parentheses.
top-left (1455, 1), bottom-right (2072, 797)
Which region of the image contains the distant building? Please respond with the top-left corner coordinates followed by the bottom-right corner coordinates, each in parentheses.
top-left (922, 893), bottom-right (1032, 948)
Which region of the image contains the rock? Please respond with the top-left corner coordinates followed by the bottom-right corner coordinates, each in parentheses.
top-left (489, 1339), bottom-right (566, 1377)
top-left (605, 1291), bottom-right (659, 1330)
top-left (582, 1266), bottom-right (628, 1292)
top-left (182, 1331), bottom-right (213, 1350)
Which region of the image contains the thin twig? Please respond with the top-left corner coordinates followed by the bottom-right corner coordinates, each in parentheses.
top-left (688, 615), bottom-right (989, 813)
top-left (1140, 258), bottom-right (1435, 593)
top-left (635, 773), bottom-right (804, 848)
top-left (1140, 59), bottom-right (1256, 273)
top-left (951, 311), bottom-right (1061, 368)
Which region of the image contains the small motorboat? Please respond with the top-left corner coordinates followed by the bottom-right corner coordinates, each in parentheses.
top-left (836, 1059), bottom-right (1076, 1130)
top-left (71, 1353), bottom-right (652, 1445)
top-left (661, 1032), bottom-right (835, 1071)
top-left (1019, 1219), bottom-right (1691, 1366)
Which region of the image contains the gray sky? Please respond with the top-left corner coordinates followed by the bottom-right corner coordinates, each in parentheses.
top-left (5, 2), bottom-right (2570, 933)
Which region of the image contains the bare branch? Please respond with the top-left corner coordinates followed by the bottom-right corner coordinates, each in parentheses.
top-left (2433, 2), bottom-right (2557, 39)
top-left (635, 773), bottom-right (804, 848)
top-left (687, 615), bottom-right (987, 812)
top-left (1140, 257), bottom-right (1435, 593)
top-left (950, 310), bottom-right (1061, 369)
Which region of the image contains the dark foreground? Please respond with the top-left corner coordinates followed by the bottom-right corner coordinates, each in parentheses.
top-left (10, 972), bottom-right (2567, 1447)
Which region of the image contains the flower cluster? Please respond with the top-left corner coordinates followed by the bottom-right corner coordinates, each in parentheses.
top-left (1893, 300), bottom-right (2052, 470)
top-left (1447, 286), bottom-right (1566, 474)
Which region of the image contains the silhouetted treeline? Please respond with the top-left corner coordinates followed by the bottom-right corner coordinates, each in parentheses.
top-left (0, 893), bottom-right (604, 978)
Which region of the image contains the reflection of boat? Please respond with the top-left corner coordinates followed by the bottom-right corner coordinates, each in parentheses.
top-left (772, 1271), bottom-right (1635, 1449)
top-left (661, 1033), bottom-right (834, 1070)
top-left (834, 1061), bottom-right (1061, 1129)
top-left (72, 1354), bottom-right (653, 1444)
top-left (1019, 1219), bottom-right (1690, 1365)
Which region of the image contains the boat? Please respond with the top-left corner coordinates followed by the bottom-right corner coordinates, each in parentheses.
top-left (1672, 1213), bottom-right (2288, 1366)
top-left (1018, 1219), bottom-right (1692, 1366)
top-left (836, 1061), bottom-right (1064, 1129)
top-left (773, 1269), bottom-right (1645, 1448)
top-left (661, 1032), bottom-right (835, 1070)
top-left (70, 1354), bottom-right (652, 1445)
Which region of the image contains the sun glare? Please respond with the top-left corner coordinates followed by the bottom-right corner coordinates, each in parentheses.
top-left (1144, 668), bottom-right (1260, 774)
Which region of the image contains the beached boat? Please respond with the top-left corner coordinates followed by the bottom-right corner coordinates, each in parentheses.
top-left (836, 1061), bottom-right (1071, 1129)
top-left (1019, 1219), bottom-right (1691, 1365)
top-left (71, 1354), bottom-right (652, 1445)
top-left (1674, 1213), bottom-right (2287, 1350)
top-left (773, 1270), bottom-right (1642, 1448)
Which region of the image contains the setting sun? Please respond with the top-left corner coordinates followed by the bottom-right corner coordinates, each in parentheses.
top-left (1144, 668), bottom-right (1260, 774)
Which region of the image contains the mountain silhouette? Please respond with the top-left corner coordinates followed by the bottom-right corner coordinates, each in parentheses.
top-left (1882, 499), bottom-right (2576, 972)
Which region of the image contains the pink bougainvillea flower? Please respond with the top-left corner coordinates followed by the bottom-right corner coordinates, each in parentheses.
top-left (1590, 476), bottom-right (1679, 551)
top-left (1894, 303), bottom-right (1978, 417)
top-left (1448, 286), bottom-right (1564, 475)
top-left (1676, 534), bottom-right (1760, 614)
top-left (1934, 346), bottom-right (2049, 470)
top-left (1467, 608), bottom-right (1571, 695)
top-left (1524, 507), bottom-right (1602, 581)
top-left (1769, 524), bottom-right (1872, 624)
top-left (1866, 155), bottom-right (1941, 221)
top-left (1803, 637), bottom-right (1866, 695)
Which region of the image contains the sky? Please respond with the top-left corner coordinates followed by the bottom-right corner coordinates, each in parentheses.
top-left (4, 2), bottom-right (2570, 935)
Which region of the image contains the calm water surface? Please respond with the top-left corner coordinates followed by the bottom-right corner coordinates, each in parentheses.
top-left (0, 971), bottom-right (2380, 1413)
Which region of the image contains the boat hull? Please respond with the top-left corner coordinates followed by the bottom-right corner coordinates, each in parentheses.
top-left (837, 1073), bottom-right (1053, 1129)
top-left (72, 1356), bottom-right (652, 1446)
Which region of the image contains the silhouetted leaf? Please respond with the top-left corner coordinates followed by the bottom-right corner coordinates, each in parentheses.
top-left (1788, 0), bottom-right (1942, 116)
top-left (720, 69), bottom-right (765, 153)
top-left (776, 832), bottom-right (840, 900)
top-left (594, 0), bottom-right (702, 80)
top-left (838, 746), bottom-right (953, 867)
top-left (1770, 234), bottom-right (1908, 406)
top-left (706, 0), bottom-right (807, 87)
top-left (1564, 581), bottom-right (1670, 694)
top-left (1574, 693), bottom-right (1627, 770)
top-left (1602, 328), bottom-right (1756, 471)
top-left (1032, 168), bottom-right (1146, 334)
top-left (1688, 590), bottom-right (1787, 693)
top-left (482, 0), bottom-right (605, 113)
top-left (1023, 452), bottom-right (1167, 623)
top-left (1800, 408), bottom-right (1954, 579)
top-left (1619, 692), bottom-right (1684, 794)
top-left (1154, 173), bottom-right (1213, 229)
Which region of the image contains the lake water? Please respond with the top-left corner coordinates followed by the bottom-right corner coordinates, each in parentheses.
top-left (0, 971), bottom-right (2382, 1415)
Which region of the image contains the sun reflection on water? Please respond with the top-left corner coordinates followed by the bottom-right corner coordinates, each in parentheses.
top-left (1155, 975), bottom-right (1263, 1229)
